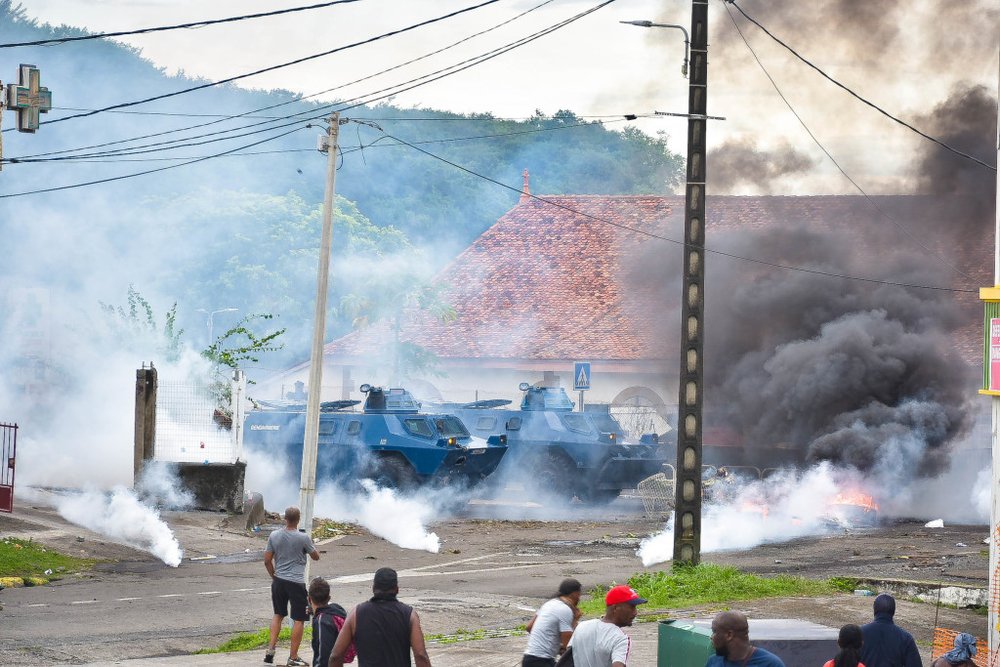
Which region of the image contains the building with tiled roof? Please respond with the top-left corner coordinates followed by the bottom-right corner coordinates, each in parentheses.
top-left (269, 181), bottom-right (986, 442)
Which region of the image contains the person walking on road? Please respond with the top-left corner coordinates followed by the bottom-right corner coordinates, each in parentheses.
top-left (706, 611), bottom-right (785, 667)
top-left (567, 584), bottom-right (646, 667)
top-left (263, 506), bottom-right (319, 666)
top-left (522, 578), bottom-right (583, 667)
top-left (931, 634), bottom-right (978, 667)
top-left (329, 567), bottom-right (431, 667)
top-left (860, 594), bottom-right (922, 667)
top-left (307, 577), bottom-right (353, 667)
top-left (824, 624), bottom-right (865, 667)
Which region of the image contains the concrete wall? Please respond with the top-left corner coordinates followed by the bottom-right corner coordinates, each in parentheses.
top-left (176, 462), bottom-right (246, 512)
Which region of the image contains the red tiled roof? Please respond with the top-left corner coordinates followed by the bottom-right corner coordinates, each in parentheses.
top-left (322, 194), bottom-right (989, 366)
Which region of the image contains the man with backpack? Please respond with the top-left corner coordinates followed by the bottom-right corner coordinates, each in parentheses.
top-left (308, 577), bottom-right (353, 667)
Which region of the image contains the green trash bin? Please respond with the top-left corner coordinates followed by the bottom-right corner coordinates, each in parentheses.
top-left (658, 619), bottom-right (715, 667)
top-left (658, 618), bottom-right (839, 667)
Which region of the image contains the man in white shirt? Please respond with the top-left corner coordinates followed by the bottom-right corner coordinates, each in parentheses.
top-left (568, 585), bottom-right (647, 667)
top-left (522, 578), bottom-right (583, 667)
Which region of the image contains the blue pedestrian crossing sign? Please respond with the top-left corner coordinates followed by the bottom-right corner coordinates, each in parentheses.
top-left (574, 362), bottom-right (591, 391)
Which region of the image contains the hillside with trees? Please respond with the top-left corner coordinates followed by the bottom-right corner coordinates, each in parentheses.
top-left (0, 1), bottom-right (684, 373)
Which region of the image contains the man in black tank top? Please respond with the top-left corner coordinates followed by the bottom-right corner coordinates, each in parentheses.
top-left (330, 567), bottom-right (432, 667)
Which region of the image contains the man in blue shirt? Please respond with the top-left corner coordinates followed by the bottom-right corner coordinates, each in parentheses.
top-left (705, 611), bottom-right (785, 667)
top-left (861, 594), bottom-right (922, 667)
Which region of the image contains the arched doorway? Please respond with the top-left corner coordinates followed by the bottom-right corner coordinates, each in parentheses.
top-left (609, 386), bottom-right (673, 440)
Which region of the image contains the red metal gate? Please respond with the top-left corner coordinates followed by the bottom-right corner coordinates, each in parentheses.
top-left (0, 422), bottom-right (16, 513)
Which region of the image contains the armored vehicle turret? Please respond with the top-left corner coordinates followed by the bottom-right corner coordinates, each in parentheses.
top-left (244, 385), bottom-right (508, 491)
top-left (441, 383), bottom-right (666, 503)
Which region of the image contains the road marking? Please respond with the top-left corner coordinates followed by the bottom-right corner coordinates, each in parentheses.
top-left (157, 594), bottom-right (183, 598)
top-left (330, 556), bottom-right (613, 584)
top-left (27, 603), bottom-right (48, 608)
top-left (405, 553), bottom-right (501, 571)
top-left (198, 591), bottom-right (222, 595)
top-left (71, 600), bottom-right (98, 605)
top-left (117, 597), bottom-right (141, 602)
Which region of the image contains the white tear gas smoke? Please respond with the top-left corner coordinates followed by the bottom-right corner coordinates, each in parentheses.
top-left (638, 450), bottom-right (993, 568)
top-left (136, 462), bottom-right (195, 510)
top-left (57, 486), bottom-right (184, 567)
top-left (972, 469), bottom-right (992, 520)
top-left (639, 463), bottom-right (862, 567)
top-left (243, 446), bottom-right (443, 553)
top-left (321, 481), bottom-right (441, 553)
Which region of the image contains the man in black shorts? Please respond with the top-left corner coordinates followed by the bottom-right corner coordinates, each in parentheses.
top-left (264, 506), bottom-right (319, 666)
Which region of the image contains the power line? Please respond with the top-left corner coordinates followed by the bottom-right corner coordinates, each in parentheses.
top-left (5, 0), bottom-right (615, 164)
top-left (1, 2), bottom-right (620, 186)
top-left (383, 132), bottom-right (978, 295)
top-left (721, 2), bottom-right (976, 283)
top-left (0, 125), bottom-right (311, 198)
top-left (724, 0), bottom-right (997, 172)
top-left (4, 0), bottom-right (557, 158)
top-left (0, 1), bottom-right (361, 48)
top-left (9, 117), bottom-right (636, 164)
top-left (8, 0), bottom-right (503, 131)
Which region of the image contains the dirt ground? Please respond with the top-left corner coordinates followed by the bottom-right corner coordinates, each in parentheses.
top-left (0, 494), bottom-right (990, 664)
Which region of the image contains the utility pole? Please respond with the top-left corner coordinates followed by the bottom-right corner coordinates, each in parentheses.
top-left (300, 112), bottom-right (341, 574)
top-left (673, 0), bottom-right (708, 566)
top-left (988, 59), bottom-right (999, 667)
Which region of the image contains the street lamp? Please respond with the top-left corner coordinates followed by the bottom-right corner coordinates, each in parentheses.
top-left (196, 307), bottom-right (238, 345)
top-left (623, 6), bottom-right (709, 566)
top-left (620, 20), bottom-right (689, 78)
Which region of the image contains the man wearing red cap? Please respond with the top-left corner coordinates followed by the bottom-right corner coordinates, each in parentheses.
top-left (566, 584), bottom-right (646, 667)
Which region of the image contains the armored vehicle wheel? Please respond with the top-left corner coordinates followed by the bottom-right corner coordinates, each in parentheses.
top-left (370, 456), bottom-right (418, 491)
top-left (534, 453), bottom-right (577, 502)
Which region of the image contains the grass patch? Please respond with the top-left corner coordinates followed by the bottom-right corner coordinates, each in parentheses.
top-left (579, 563), bottom-right (840, 615)
top-left (195, 625), bottom-right (311, 654)
top-left (0, 537), bottom-right (96, 582)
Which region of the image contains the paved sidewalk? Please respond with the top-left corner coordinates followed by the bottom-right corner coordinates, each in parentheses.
top-left (76, 620), bottom-right (661, 666)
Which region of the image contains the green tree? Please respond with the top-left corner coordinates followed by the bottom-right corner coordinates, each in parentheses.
top-left (339, 261), bottom-right (456, 382)
top-left (99, 284), bottom-right (183, 362)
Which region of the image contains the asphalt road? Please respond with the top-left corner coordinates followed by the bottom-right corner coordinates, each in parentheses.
top-left (0, 493), bottom-right (990, 666)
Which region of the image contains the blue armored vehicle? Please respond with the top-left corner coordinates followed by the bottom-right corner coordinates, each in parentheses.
top-left (442, 383), bottom-right (667, 503)
top-left (244, 384), bottom-right (508, 490)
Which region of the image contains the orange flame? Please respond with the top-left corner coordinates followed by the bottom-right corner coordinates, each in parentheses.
top-left (740, 500), bottom-right (769, 519)
top-left (830, 492), bottom-right (879, 511)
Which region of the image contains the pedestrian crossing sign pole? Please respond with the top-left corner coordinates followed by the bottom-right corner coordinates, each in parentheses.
top-left (574, 362), bottom-right (591, 412)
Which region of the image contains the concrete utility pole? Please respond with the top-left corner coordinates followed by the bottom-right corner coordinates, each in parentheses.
top-left (989, 60), bottom-right (999, 667)
top-left (673, 0), bottom-right (709, 566)
top-left (299, 112), bottom-right (341, 568)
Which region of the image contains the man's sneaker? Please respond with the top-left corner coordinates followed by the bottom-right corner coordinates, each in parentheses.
top-left (286, 657), bottom-right (308, 667)
top-left (263, 647), bottom-right (275, 664)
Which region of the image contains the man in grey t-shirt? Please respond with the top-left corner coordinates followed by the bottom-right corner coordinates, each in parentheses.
top-left (264, 506), bottom-right (319, 666)
top-left (522, 578), bottom-right (583, 667)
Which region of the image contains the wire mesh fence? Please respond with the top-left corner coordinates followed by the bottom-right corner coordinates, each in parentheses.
top-left (609, 404), bottom-right (671, 440)
top-left (155, 379), bottom-right (245, 464)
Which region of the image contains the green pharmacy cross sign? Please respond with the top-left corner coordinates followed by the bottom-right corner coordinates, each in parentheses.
top-left (7, 63), bottom-right (52, 132)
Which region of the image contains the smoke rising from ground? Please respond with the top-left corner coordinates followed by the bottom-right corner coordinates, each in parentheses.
top-left (709, 139), bottom-right (817, 194)
top-left (56, 487), bottom-right (184, 567)
top-left (638, 455), bottom-right (992, 568)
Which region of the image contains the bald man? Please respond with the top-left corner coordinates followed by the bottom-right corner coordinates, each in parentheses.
top-left (706, 611), bottom-right (785, 667)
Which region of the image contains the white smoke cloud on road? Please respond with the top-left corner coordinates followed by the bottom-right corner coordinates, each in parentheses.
top-left (56, 486), bottom-right (183, 567)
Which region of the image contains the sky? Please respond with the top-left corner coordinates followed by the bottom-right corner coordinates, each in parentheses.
top-left (12, 0), bottom-right (998, 195)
